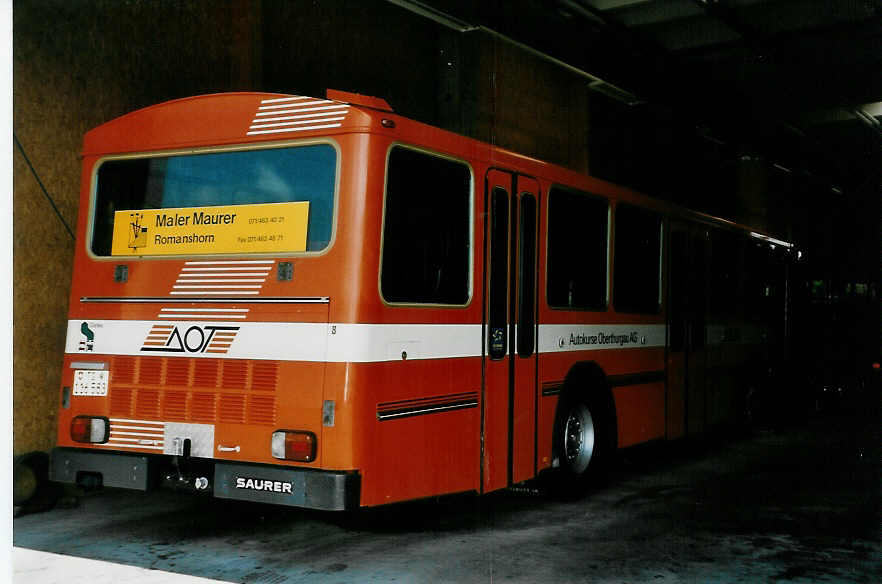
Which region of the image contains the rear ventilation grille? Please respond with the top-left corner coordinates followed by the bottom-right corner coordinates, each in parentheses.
top-left (190, 392), bottom-right (216, 423)
top-left (165, 359), bottom-right (190, 387)
top-left (108, 357), bottom-right (280, 426)
top-left (135, 389), bottom-right (160, 419)
top-left (163, 391), bottom-right (188, 421)
top-left (221, 360), bottom-right (248, 389)
top-left (251, 361), bottom-right (279, 391)
top-left (219, 394), bottom-right (246, 424)
top-left (110, 388), bottom-right (133, 416)
top-left (112, 356), bottom-right (136, 384)
top-left (139, 357), bottom-right (163, 385)
top-left (193, 359), bottom-right (220, 388)
top-left (247, 395), bottom-right (276, 425)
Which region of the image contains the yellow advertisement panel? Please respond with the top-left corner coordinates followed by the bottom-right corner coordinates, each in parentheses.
top-left (110, 201), bottom-right (309, 256)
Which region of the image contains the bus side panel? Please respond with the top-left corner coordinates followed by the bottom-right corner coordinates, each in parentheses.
top-left (666, 352), bottom-right (686, 439)
top-left (612, 383), bottom-right (666, 448)
top-left (319, 361), bottom-right (357, 471)
top-left (350, 358), bottom-right (482, 507)
top-left (537, 346), bottom-right (666, 465)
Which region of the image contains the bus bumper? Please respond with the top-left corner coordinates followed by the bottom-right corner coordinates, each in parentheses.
top-left (50, 448), bottom-right (360, 511)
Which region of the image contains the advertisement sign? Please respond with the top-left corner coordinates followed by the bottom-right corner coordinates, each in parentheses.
top-left (110, 201), bottom-right (309, 255)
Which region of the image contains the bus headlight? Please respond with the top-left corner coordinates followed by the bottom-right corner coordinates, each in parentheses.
top-left (271, 430), bottom-right (316, 462)
top-left (71, 416), bottom-right (109, 443)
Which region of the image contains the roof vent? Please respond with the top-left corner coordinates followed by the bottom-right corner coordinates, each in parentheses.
top-left (326, 89), bottom-right (393, 112)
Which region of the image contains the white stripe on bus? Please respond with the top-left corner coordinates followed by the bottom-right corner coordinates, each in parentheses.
top-left (250, 116), bottom-right (345, 130)
top-left (169, 291), bottom-right (260, 295)
top-left (172, 285), bottom-right (263, 289)
top-left (247, 123), bottom-right (343, 135)
top-left (258, 99), bottom-right (333, 110)
top-left (254, 110), bottom-right (351, 123)
top-left (66, 321), bottom-right (666, 362)
top-left (253, 104), bottom-right (349, 116)
top-left (175, 278), bottom-right (266, 284)
top-left (260, 96), bottom-right (311, 104)
top-left (160, 308), bottom-right (250, 312)
top-left (184, 260), bottom-right (275, 265)
top-left (181, 267), bottom-right (271, 272)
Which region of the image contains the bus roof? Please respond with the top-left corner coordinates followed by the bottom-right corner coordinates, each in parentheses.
top-left (81, 91), bottom-right (377, 156)
top-left (81, 90), bottom-right (793, 248)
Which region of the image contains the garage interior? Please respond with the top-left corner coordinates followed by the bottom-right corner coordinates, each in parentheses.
top-left (11, 0), bottom-right (880, 581)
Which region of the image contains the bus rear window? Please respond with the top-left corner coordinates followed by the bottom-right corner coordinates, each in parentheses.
top-left (91, 143), bottom-right (337, 256)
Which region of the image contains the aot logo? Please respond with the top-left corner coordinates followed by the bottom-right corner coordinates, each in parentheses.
top-left (235, 477), bottom-right (294, 494)
top-left (141, 324), bottom-right (239, 354)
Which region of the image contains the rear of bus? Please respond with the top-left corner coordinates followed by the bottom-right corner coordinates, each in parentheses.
top-left (50, 92), bottom-right (374, 510)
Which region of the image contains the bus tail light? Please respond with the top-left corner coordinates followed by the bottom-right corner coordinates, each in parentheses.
top-left (71, 416), bottom-right (109, 443)
top-left (271, 430), bottom-right (316, 462)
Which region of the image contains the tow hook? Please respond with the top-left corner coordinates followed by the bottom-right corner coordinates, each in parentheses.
top-left (163, 437), bottom-right (212, 493)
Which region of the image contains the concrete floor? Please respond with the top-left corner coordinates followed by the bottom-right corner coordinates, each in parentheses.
top-left (13, 410), bottom-right (880, 584)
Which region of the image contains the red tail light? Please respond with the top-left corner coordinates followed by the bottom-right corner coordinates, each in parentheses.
top-left (271, 430), bottom-right (316, 462)
top-left (71, 416), bottom-right (109, 443)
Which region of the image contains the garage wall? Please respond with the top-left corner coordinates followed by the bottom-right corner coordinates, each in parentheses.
top-left (13, 0), bottom-right (245, 454)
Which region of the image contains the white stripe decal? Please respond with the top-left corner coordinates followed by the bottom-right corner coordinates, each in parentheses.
top-left (247, 95), bottom-right (351, 137)
top-left (110, 425), bottom-right (166, 431)
top-left (160, 308), bottom-right (249, 313)
top-left (249, 116), bottom-right (346, 130)
top-left (185, 260), bottom-right (275, 265)
top-left (255, 111), bottom-right (351, 123)
top-left (181, 267), bottom-right (271, 272)
top-left (175, 274), bottom-right (266, 284)
top-left (101, 444), bottom-right (164, 450)
top-left (172, 285), bottom-right (263, 289)
top-left (254, 104), bottom-right (349, 116)
top-left (247, 123), bottom-right (343, 136)
top-left (169, 291), bottom-right (260, 295)
top-left (158, 314), bottom-right (247, 319)
top-left (258, 99), bottom-right (333, 110)
top-left (537, 324), bottom-right (667, 354)
top-left (66, 321), bottom-right (666, 362)
top-left (260, 96), bottom-right (312, 104)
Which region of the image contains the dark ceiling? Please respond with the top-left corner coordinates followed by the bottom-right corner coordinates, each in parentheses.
top-left (389, 0), bottom-right (881, 196)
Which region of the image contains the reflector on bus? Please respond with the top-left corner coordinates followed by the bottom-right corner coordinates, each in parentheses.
top-left (70, 416), bottom-right (109, 444)
top-left (271, 430), bottom-right (316, 462)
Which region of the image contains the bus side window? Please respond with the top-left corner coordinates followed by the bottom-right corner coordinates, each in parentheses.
top-left (546, 186), bottom-right (608, 310)
top-left (380, 146), bottom-right (472, 305)
top-left (613, 204), bottom-right (662, 314)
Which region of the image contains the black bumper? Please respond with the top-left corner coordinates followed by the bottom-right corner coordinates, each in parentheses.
top-left (50, 448), bottom-right (360, 511)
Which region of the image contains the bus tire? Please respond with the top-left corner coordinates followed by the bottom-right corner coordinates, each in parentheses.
top-left (552, 392), bottom-right (611, 495)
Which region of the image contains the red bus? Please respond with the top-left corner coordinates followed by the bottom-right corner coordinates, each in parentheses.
top-left (50, 90), bottom-right (794, 510)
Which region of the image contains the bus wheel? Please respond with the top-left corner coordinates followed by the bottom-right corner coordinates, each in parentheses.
top-left (552, 394), bottom-right (608, 495)
top-left (562, 401), bottom-right (595, 476)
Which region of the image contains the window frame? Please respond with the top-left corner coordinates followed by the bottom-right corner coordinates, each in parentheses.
top-left (86, 138), bottom-right (342, 260)
top-left (378, 142), bottom-right (475, 308)
top-left (544, 184), bottom-right (611, 312)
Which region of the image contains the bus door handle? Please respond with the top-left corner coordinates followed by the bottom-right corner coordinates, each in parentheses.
top-left (217, 444), bottom-right (241, 453)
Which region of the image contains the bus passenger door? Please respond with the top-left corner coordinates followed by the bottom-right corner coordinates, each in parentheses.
top-left (667, 222), bottom-right (708, 438)
top-left (483, 169), bottom-right (540, 492)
